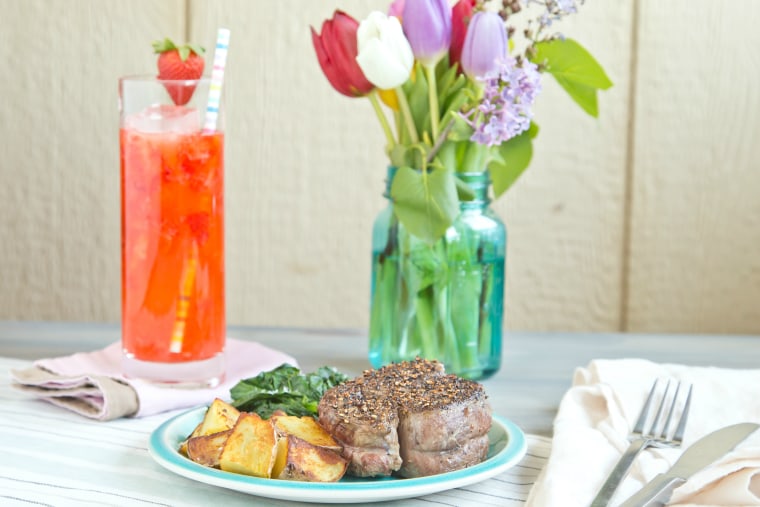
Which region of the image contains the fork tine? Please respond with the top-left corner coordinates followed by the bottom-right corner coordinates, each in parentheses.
top-left (633, 380), bottom-right (659, 434)
top-left (647, 379), bottom-right (672, 438)
top-left (673, 384), bottom-right (693, 444)
top-left (661, 381), bottom-right (683, 440)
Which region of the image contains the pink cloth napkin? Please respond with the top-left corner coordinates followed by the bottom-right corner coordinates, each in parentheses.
top-left (11, 338), bottom-right (297, 421)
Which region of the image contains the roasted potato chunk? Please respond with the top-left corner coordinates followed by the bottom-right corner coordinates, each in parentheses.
top-left (270, 414), bottom-right (347, 481)
top-left (219, 413), bottom-right (277, 478)
top-left (187, 429), bottom-right (232, 467)
top-left (181, 399), bottom-right (239, 458)
top-left (272, 435), bottom-right (348, 482)
top-left (179, 422), bottom-right (203, 456)
top-left (197, 398), bottom-right (240, 436)
top-left (271, 413), bottom-right (342, 451)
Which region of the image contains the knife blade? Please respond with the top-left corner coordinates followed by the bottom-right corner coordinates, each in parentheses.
top-left (618, 422), bottom-right (759, 507)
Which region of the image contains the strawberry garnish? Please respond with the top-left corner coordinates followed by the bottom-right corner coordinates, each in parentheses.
top-left (153, 38), bottom-right (206, 106)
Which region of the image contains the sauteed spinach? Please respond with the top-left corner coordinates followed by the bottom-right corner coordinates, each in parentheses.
top-left (229, 364), bottom-right (348, 418)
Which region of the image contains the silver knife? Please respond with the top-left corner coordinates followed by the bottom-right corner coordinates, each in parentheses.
top-left (619, 422), bottom-right (759, 507)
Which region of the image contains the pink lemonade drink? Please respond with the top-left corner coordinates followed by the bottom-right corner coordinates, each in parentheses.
top-left (120, 77), bottom-right (225, 386)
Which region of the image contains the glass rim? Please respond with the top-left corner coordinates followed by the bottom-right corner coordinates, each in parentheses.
top-left (119, 74), bottom-right (212, 85)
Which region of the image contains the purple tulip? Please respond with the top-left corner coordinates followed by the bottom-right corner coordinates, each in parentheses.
top-left (460, 11), bottom-right (508, 79)
top-left (402, 0), bottom-right (452, 66)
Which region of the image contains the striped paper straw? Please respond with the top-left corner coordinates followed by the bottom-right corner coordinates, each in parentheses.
top-left (169, 243), bottom-right (198, 353)
top-left (171, 29), bottom-right (230, 354)
top-left (202, 28), bottom-right (230, 133)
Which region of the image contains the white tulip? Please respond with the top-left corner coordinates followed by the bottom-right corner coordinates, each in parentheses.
top-left (356, 11), bottom-right (414, 90)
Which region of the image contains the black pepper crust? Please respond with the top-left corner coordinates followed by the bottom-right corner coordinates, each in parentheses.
top-left (319, 358), bottom-right (488, 423)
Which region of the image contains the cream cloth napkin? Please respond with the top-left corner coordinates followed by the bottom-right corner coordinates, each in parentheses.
top-left (10, 338), bottom-right (297, 421)
top-left (526, 359), bottom-right (760, 507)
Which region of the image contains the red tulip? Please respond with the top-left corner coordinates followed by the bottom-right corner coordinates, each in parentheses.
top-left (311, 10), bottom-right (374, 97)
top-left (449, 0), bottom-right (476, 72)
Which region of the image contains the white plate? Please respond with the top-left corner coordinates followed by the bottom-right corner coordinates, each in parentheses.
top-left (149, 406), bottom-right (527, 504)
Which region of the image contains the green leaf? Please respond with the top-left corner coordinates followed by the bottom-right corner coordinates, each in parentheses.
top-left (434, 142), bottom-right (475, 201)
top-left (407, 242), bottom-right (446, 291)
top-left (438, 68), bottom-right (468, 112)
top-left (533, 38), bottom-right (612, 117)
top-left (391, 166), bottom-right (459, 244)
top-left (488, 123), bottom-right (539, 197)
top-left (404, 66), bottom-right (431, 141)
top-left (455, 177), bottom-right (476, 201)
top-left (389, 143), bottom-right (411, 169)
top-left (440, 87), bottom-right (469, 125)
top-left (534, 38), bottom-right (612, 88)
top-left (436, 140), bottom-right (458, 172)
top-left (178, 46), bottom-right (190, 61)
top-left (436, 59), bottom-right (459, 101)
top-left (229, 364), bottom-right (348, 418)
top-left (445, 114), bottom-right (474, 143)
top-left (555, 79), bottom-right (599, 117)
top-left (460, 140), bottom-right (488, 173)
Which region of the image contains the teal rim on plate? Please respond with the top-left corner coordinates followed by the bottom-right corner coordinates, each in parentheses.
top-left (149, 406), bottom-right (527, 504)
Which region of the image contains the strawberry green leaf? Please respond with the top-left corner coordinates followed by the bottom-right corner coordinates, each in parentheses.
top-left (152, 38), bottom-right (177, 54)
top-left (152, 38), bottom-right (204, 60)
top-left (187, 43), bottom-right (206, 57)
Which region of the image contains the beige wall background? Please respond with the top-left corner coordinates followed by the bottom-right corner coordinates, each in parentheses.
top-left (0, 0), bottom-right (758, 333)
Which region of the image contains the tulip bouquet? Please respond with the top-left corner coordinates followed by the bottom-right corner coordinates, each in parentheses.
top-left (312, 0), bottom-right (611, 242)
top-left (312, 0), bottom-right (611, 377)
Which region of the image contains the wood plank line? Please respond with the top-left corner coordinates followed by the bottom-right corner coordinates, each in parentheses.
top-left (619, 0), bottom-right (643, 332)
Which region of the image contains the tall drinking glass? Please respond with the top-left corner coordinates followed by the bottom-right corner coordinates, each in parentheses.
top-left (119, 76), bottom-right (225, 387)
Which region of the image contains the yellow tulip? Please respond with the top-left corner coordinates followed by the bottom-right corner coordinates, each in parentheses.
top-left (378, 88), bottom-right (399, 110)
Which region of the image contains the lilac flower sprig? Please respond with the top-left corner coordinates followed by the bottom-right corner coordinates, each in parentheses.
top-left (521, 0), bottom-right (581, 25)
top-left (510, 0), bottom-right (584, 63)
top-left (462, 57), bottom-right (542, 147)
top-left (533, 0), bottom-right (581, 40)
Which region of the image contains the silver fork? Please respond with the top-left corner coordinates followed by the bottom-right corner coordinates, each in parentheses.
top-left (590, 379), bottom-right (693, 507)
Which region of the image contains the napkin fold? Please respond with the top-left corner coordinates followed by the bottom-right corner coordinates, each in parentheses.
top-left (10, 338), bottom-right (297, 421)
top-left (526, 359), bottom-right (760, 507)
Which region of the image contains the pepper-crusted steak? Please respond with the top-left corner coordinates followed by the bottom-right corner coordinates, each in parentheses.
top-left (318, 358), bottom-right (492, 478)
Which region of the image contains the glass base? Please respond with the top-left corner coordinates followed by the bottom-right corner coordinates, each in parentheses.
top-left (122, 352), bottom-right (225, 388)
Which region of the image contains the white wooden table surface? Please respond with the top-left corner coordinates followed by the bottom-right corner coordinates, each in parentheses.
top-left (1, 321), bottom-right (759, 506)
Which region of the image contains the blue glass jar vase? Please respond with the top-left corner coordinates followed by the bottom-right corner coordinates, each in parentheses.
top-left (369, 167), bottom-right (506, 380)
